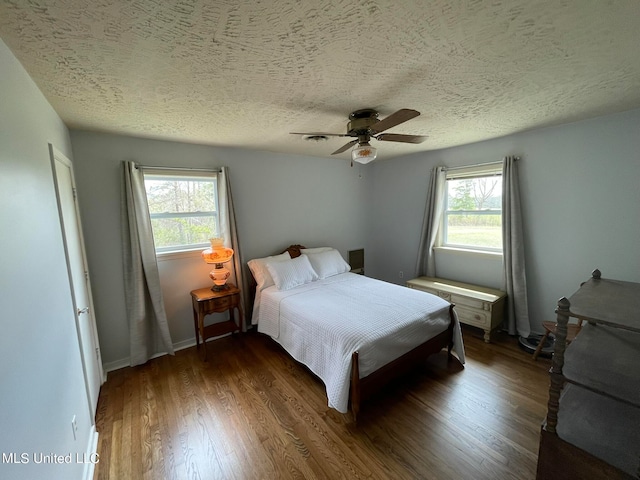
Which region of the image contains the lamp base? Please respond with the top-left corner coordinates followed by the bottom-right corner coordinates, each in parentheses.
top-left (210, 284), bottom-right (231, 292)
top-left (209, 264), bottom-right (231, 291)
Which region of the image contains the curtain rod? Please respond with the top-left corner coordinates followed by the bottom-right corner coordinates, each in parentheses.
top-left (135, 164), bottom-right (222, 173)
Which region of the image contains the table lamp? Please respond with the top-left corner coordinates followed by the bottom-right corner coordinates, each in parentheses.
top-left (201, 238), bottom-right (234, 290)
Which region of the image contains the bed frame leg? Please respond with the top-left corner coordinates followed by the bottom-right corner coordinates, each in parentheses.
top-left (350, 351), bottom-right (360, 423)
top-left (447, 305), bottom-right (455, 362)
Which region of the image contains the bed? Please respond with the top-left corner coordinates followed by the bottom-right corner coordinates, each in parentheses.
top-left (248, 245), bottom-right (465, 420)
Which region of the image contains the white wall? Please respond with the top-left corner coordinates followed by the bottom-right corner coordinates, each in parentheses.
top-left (368, 108), bottom-right (640, 334)
top-left (69, 131), bottom-right (370, 368)
top-left (0, 39), bottom-right (95, 480)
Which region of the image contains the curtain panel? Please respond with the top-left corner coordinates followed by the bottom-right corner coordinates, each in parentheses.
top-left (415, 166), bottom-right (446, 277)
top-left (121, 161), bottom-right (175, 366)
top-left (502, 156), bottom-right (531, 338)
top-left (218, 166), bottom-right (248, 331)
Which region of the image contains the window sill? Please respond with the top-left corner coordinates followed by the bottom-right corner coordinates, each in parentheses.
top-left (434, 246), bottom-right (503, 258)
top-left (156, 248), bottom-right (203, 262)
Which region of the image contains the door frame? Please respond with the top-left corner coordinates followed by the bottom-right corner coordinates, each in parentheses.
top-left (49, 144), bottom-right (105, 420)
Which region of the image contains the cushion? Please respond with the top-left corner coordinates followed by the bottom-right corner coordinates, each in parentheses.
top-left (266, 255), bottom-right (319, 290)
top-left (300, 247), bottom-right (335, 254)
top-left (305, 249), bottom-right (351, 279)
top-left (247, 252), bottom-right (291, 291)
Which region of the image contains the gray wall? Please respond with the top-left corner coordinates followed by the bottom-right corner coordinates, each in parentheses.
top-left (72, 107), bottom-right (640, 368)
top-left (0, 39), bottom-right (95, 480)
top-left (368, 108), bottom-right (640, 334)
top-left (69, 131), bottom-right (370, 368)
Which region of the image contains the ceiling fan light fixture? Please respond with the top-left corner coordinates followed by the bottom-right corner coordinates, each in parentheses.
top-left (351, 142), bottom-right (377, 164)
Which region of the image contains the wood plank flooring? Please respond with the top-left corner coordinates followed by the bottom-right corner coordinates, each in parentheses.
top-left (94, 327), bottom-right (551, 479)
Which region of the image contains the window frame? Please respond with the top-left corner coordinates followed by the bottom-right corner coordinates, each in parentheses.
top-left (143, 169), bottom-right (220, 255)
top-left (441, 164), bottom-right (503, 254)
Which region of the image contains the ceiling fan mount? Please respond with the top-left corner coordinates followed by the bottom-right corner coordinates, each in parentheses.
top-left (291, 108), bottom-right (427, 163)
top-left (347, 108), bottom-right (379, 135)
top-left (349, 108), bottom-right (379, 119)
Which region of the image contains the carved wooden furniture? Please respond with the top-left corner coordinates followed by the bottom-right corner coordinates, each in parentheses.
top-left (532, 319), bottom-right (583, 360)
top-left (190, 284), bottom-right (242, 361)
top-left (536, 269), bottom-right (640, 479)
top-left (407, 276), bottom-right (506, 343)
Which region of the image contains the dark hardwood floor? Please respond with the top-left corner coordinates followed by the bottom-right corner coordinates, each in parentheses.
top-left (94, 326), bottom-right (551, 479)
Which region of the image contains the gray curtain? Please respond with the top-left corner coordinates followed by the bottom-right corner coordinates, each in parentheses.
top-left (415, 166), bottom-right (446, 277)
top-left (218, 167), bottom-right (248, 331)
top-left (121, 161), bottom-right (174, 366)
top-left (502, 156), bottom-right (530, 337)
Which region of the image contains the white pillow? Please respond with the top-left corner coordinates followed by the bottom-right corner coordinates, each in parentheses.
top-left (247, 252), bottom-right (290, 291)
top-left (305, 249), bottom-right (351, 279)
top-left (300, 247), bottom-right (335, 254)
top-left (266, 255), bottom-right (319, 290)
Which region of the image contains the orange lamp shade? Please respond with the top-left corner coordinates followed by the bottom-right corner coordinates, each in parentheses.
top-left (201, 238), bottom-right (234, 264)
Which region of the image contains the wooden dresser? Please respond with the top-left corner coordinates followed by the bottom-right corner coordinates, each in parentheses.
top-left (536, 269), bottom-right (640, 479)
top-left (407, 276), bottom-right (506, 343)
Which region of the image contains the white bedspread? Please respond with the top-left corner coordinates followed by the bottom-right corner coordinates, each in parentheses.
top-left (257, 273), bottom-right (465, 413)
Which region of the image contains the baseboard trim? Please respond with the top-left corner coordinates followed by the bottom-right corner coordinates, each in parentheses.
top-left (82, 425), bottom-right (99, 480)
top-left (102, 337), bottom-right (202, 373)
top-left (172, 337), bottom-right (197, 352)
top-left (102, 358), bottom-right (130, 373)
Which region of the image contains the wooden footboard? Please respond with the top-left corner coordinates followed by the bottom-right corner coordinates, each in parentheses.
top-left (349, 305), bottom-right (456, 422)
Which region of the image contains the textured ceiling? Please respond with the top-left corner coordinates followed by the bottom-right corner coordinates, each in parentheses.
top-left (1, 0), bottom-right (640, 161)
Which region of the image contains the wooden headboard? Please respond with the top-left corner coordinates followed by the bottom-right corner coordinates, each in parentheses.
top-left (282, 244), bottom-right (306, 258)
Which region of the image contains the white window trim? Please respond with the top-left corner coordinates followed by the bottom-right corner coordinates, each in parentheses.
top-left (441, 163), bottom-right (503, 255)
top-left (444, 163), bottom-right (503, 179)
top-left (143, 169), bottom-right (220, 255)
top-left (156, 248), bottom-right (204, 262)
top-left (434, 245), bottom-right (503, 258)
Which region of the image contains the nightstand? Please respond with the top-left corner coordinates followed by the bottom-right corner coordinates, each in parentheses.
top-left (190, 284), bottom-right (242, 361)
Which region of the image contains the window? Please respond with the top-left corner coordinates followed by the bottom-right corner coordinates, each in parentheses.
top-left (143, 170), bottom-right (219, 253)
top-left (442, 165), bottom-right (502, 252)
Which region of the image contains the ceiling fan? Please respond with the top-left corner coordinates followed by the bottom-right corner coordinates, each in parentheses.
top-left (291, 108), bottom-right (427, 164)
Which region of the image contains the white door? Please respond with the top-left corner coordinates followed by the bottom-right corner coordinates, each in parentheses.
top-left (50, 144), bottom-right (104, 421)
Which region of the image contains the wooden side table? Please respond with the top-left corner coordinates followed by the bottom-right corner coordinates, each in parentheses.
top-left (190, 284), bottom-right (242, 361)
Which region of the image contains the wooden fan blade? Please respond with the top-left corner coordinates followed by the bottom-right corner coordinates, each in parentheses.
top-left (370, 109), bottom-right (420, 134)
top-left (290, 132), bottom-right (347, 137)
top-left (376, 133), bottom-right (427, 144)
top-left (332, 140), bottom-right (358, 155)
